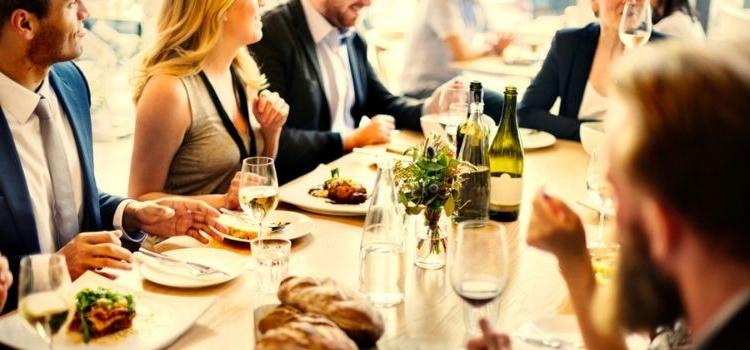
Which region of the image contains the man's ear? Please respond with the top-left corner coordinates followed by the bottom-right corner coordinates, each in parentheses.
top-left (641, 196), bottom-right (683, 266)
top-left (8, 9), bottom-right (38, 41)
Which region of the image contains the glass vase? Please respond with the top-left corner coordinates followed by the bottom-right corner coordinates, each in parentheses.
top-left (414, 207), bottom-right (448, 270)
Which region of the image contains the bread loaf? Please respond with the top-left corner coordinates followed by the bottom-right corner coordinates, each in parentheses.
top-left (256, 314), bottom-right (357, 350)
top-left (277, 276), bottom-right (385, 345)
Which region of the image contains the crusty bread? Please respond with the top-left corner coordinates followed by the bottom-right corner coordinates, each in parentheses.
top-left (257, 305), bottom-right (303, 335)
top-left (277, 276), bottom-right (385, 345)
top-left (256, 314), bottom-right (357, 350)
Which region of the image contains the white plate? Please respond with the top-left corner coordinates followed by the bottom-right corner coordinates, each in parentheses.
top-left (279, 164), bottom-right (375, 216)
top-left (515, 315), bottom-right (650, 350)
top-left (218, 210), bottom-right (315, 243)
top-left (137, 248), bottom-right (244, 288)
top-left (0, 271), bottom-right (215, 350)
top-left (521, 128), bottom-right (557, 150)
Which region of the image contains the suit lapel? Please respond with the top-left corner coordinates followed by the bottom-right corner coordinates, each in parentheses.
top-left (49, 66), bottom-right (97, 231)
top-left (289, 0), bottom-right (325, 88)
top-left (0, 108), bottom-right (41, 252)
top-left (567, 24), bottom-right (599, 118)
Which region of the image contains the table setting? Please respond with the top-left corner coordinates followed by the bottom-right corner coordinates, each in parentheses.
top-left (0, 108), bottom-right (629, 349)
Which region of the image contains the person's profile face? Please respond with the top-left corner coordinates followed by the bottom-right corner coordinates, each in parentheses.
top-left (28, 0), bottom-right (89, 65)
top-left (322, 0), bottom-right (371, 28)
top-left (224, 0), bottom-right (264, 46)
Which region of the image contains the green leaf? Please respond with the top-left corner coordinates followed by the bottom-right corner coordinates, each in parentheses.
top-left (418, 160), bottom-right (445, 172)
top-left (444, 196), bottom-right (455, 216)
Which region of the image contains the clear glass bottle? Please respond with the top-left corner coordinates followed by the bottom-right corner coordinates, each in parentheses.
top-left (455, 81), bottom-right (491, 222)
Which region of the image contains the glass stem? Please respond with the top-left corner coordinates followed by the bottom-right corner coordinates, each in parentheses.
top-left (598, 208), bottom-right (606, 245)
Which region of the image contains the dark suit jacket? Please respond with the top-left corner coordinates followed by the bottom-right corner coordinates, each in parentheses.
top-left (249, 0), bottom-right (428, 183)
top-left (0, 62), bottom-right (134, 313)
top-left (697, 298), bottom-right (750, 350)
top-left (518, 23), bottom-right (665, 140)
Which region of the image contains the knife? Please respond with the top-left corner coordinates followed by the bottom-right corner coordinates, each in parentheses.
top-left (138, 248), bottom-right (229, 276)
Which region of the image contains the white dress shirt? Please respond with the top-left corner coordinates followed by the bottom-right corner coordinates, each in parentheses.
top-left (0, 70), bottom-right (128, 253)
top-left (301, 0), bottom-right (357, 132)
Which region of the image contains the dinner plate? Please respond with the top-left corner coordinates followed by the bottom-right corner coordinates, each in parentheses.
top-left (137, 248), bottom-right (245, 288)
top-left (218, 210), bottom-right (315, 243)
top-left (279, 164), bottom-right (375, 216)
top-left (0, 271), bottom-right (215, 350)
top-left (520, 128), bottom-right (557, 150)
top-left (515, 315), bottom-right (649, 349)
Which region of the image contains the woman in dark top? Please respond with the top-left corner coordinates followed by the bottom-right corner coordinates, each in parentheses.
top-left (518, 0), bottom-right (665, 140)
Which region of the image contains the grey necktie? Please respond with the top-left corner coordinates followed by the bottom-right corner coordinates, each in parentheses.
top-left (35, 96), bottom-right (79, 249)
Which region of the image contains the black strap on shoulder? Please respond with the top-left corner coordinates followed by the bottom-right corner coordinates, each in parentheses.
top-left (198, 69), bottom-right (258, 159)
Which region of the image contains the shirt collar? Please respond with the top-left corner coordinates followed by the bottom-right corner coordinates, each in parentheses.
top-left (693, 287), bottom-right (750, 350)
top-left (301, 0), bottom-right (352, 45)
top-left (0, 70), bottom-right (49, 124)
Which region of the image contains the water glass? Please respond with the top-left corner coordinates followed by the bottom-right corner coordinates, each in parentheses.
top-left (619, 0), bottom-right (652, 50)
top-left (251, 238), bottom-right (291, 294)
top-left (359, 224), bottom-right (406, 307)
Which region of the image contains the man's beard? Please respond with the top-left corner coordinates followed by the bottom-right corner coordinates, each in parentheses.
top-left (612, 219), bottom-right (685, 333)
top-left (28, 22), bottom-right (78, 66)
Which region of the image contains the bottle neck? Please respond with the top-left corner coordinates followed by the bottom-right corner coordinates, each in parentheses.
top-left (469, 102), bottom-right (484, 121)
top-left (500, 95), bottom-right (517, 129)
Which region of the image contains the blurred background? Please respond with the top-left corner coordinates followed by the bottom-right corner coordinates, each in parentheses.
top-left (80, 0), bottom-right (750, 195)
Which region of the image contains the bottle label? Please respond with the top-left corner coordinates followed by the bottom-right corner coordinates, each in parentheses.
top-left (490, 173), bottom-right (523, 207)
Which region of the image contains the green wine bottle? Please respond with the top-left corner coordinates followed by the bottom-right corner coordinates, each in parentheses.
top-left (455, 81), bottom-right (490, 222)
top-left (489, 86), bottom-right (524, 222)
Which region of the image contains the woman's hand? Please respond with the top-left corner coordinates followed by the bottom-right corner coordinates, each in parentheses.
top-left (254, 90), bottom-right (288, 135)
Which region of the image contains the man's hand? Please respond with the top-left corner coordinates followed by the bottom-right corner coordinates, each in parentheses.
top-left (424, 78), bottom-right (466, 115)
top-left (526, 189), bottom-right (588, 260)
top-left (0, 255), bottom-right (13, 311)
top-left (466, 319), bottom-right (513, 350)
top-left (123, 198), bottom-right (228, 243)
top-left (58, 231), bottom-right (132, 280)
top-left (343, 115), bottom-right (395, 150)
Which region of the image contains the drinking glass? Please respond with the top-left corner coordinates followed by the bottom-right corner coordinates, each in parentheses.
top-left (450, 221), bottom-right (509, 337)
top-left (251, 238), bottom-right (291, 294)
top-left (18, 254), bottom-right (72, 350)
top-left (619, 0), bottom-right (652, 50)
top-left (585, 149), bottom-right (615, 247)
top-left (438, 85), bottom-right (468, 146)
top-left (239, 157), bottom-right (279, 241)
top-left (359, 224), bottom-right (406, 307)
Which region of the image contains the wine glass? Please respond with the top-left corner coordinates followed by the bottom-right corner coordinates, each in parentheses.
top-left (239, 157), bottom-right (279, 242)
top-left (585, 148), bottom-right (615, 247)
top-left (619, 0), bottom-right (652, 50)
top-left (438, 85), bottom-right (468, 146)
top-left (18, 254), bottom-right (72, 350)
top-left (451, 220), bottom-right (508, 337)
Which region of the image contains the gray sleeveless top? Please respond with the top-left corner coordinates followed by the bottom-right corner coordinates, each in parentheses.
top-left (163, 74), bottom-right (261, 195)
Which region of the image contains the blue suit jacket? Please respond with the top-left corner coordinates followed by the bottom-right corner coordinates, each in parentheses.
top-left (518, 23), bottom-right (665, 140)
top-left (0, 62), bottom-right (125, 313)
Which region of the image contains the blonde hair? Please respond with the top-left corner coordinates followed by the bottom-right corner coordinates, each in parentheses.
top-left (133, 0), bottom-right (267, 102)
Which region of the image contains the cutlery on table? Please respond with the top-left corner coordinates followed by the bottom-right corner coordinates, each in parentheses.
top-left (219, 208), bottom-right (290, 232)
top-left (138, 248), bottom-right (230, 277)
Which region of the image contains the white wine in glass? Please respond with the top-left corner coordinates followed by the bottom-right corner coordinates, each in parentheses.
top-left (240, 157), bottom-right (279, 240)
top-left (18, 254), bottom-right (72, 350)
top-left (585, 149), bottom-right (615, 246)
top-left (619, 0), bottom-right (652, 50)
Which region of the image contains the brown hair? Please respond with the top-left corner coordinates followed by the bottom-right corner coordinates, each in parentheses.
top-left (613, 40), bottom-right (750, 262)
top-left (0, 0), bottom-right (48, 26)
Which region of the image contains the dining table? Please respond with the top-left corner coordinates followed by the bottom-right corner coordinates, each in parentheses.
top-left (1, 130), bottom-right (605, 350)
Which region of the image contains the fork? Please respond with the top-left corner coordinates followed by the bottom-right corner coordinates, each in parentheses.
top-left (138, 248), bottom-right (230, 277)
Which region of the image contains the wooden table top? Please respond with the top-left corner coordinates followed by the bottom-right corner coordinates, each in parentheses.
top-left (4, 131), bottom-right (602, 349)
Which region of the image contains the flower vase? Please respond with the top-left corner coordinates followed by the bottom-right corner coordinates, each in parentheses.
top-left (414, 208), bottom-right (448, 270)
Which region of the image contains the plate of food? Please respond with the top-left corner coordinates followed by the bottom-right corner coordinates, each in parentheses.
top-left (279, 165), bottom-right (374, 216)
top-left (136, 247), bottom-right (245, 288)
top-left (218, 210), bottom-right (315, 243)
top-left (0, 271), bottom-right (215, 350)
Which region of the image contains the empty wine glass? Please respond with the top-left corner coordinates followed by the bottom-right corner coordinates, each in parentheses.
top-left (239, 157), bottom-right (279, 242)
top-left (18, 254), bottom-right (72, 350)
top-left (438, 85), bottom-right (468, 146)
top-left (585, 148), bottom-right (615, 246)
top-left (451, 220), bottom-right (508, 337)
top-left (619, 0), bottom-right (652, 50)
